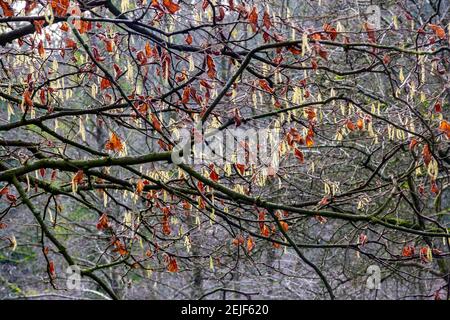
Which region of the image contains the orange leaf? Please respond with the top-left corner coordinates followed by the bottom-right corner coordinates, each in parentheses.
top-left (167, 256), bottom-right (179, 272)
top-left (248, 6), bottom-right (258, 32)
top-left (260, 224), bottom-right (270, 237)
top-left (209, 169), bottom-right (219, 182)
top-left (185, 34), bottom-right (193, 45)
top-left (65, 38), bottom-right (77, 49)
top-left (206, 55), bottom-right (216, 79)
top-left (162, 216), bottom-right (171, 235)
top-left (422, 144), bottom-right (432, 166)
top-left (104, 39), bottom-right (114, 52)
top-left (48, 261), bottom-right (56, 278)
top-left (315, 44), bottom-right (328, 60)
top-left (145, 42), bottom-right (152, 57)
top-left (0, 186), bottom-right (9, 195)
top-left (263, 10), bottom-right (271, 29)
top-left (0, 0), bottom-right (14, 17)
top-left (162, 0), bottom-right (180, 14)
top-left (409, 138), bottom-right (418, 150)
top-left (199, 80), bottom-right (213, 89)
top-left (287, 46), bottom-right (302, 55)
top-left (23, 90), bottom-right (33, 107)
top-left (33, 20), bottom-right (45, 34)
top-left (105, 132), bottom-right (124, 152)
top-left (439, 120), bottom-right (450, 138)
top-left (305, 108), bottom-right (316, 120)
top-left (247, 236), bottom-right (255, 252)
top-left (96, 213), bottom-right (109, 230)
top-left (136, 179), bottom-right (145, 195)
top-left (38, 41), bottom-right (45, 58)
top-left (258, 79), bottom-right (274, 94)
top-left (356, 118), bottom-right (364, 130)
top-left (72, 170), bottom-right (84, 185)
top-left (100, 77), bottom-right (111, 90)
top-left (402, 245), bottom-right (414, 257)
top-left (294, 148), bottom-right (304, 163)
top-left (181, 86), bottom-right (190, 104)
top-left (346, 119), bottom-right (355, 131)
top-left (60, 22), bottom-right (69, 32)
top-left (232, 235), bottom-right (244, 246)
top-left (51, 0), bottom-right (70, 16)
top-left (431, 180), bottom-right (439, 195)
top-left (305, 136), bottom-right (314, 147)
top-left (112, 239), bottom-right (128, 256)
top-left (279, 221), bottom-right (289, 232)
top-left (323, 23), bottom-right (338, 41)
top-left (151, 114), bottom-right (162, 132)
top-left (236, 163), bottom-right (245, 175)
top-left (428, 24), bottom-right (446, 40)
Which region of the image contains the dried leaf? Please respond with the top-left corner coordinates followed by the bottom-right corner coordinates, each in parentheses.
top-left (136, 179), bottom-right (145, 195)
top-left (167, 256), bottom-right (179, 272)
top-left (206, 55), bottom-right (216, 79)
top-left (185, 34), bottom-right (193, 45)
top-left (263, 10), bottom-right (272, 30)
top-left (0, 0), bottom-right (14, 17)
top-left (294, 148), bottom-right (304, 163)
top-left (428, 24), bottom-right (446, 40)
top-left (258, 79), bottom-right (274, 94)
top-left (248, 6), bottom-right (258, 32)
top-left (105, 132), bottom-right (124, 152)
top-left (162, 0), bottom-right (180, 14)
top-left (23, 90), bottom-right (33, 107)
top-left (96, 213), bottom-right (109, 230)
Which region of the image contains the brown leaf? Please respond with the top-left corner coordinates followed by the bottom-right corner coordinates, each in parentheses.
top-left (136, 179), bottom-right (145, 195)
top-left (439, 120), bottom-right (450, 138)
top-left (104, 39), bottom-right (114, 52)
top-left (199, 80), bottom-right (213, 89)
top-left (48, 261), bottom-right (56, 278)
top-left (209, 169), bottom-right (219, 182)
top-left (248, 6), bottom-right (258, 32)
top-left (263, 10), bottom-right (272, 29)
top-left (294, 148), bottom-right (304, 163)
top-left (65, 38), bottom-right (77, 49)
top-left (258, 79), bottom-right (274, 94)
top-left (428, 24), bottom-right (446, 40)
top-left (181, 86), bottom-right (190, 104)
top-left (105, 132), bottom-right (124, 152)
top-left (151, 114), bottom-right (162, 132)
top-left (185, 34), bottom-right (193, 45)
top-left (206, 55), bottom-right (216, 79)
top-left (162, 0), bottom-right (180, 14)
top-left (323, 23), bottom-right (338, 40)
top-left (422, 144), bottom-right (432, 166)
top-left (0, 0), bottom-right (14, 17)
top-left (96, 213), bottom-right (109, 230)
top-left (247, 236), bottom-right (255, 252)
top-left (100, 77), bottom-right (111, 90)
top-left (23, 90), bottom-right (33, 107)
top-left (37, 41), bottom-right (45, 58)
top-left (167, 256), bottom-right (179, 272)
